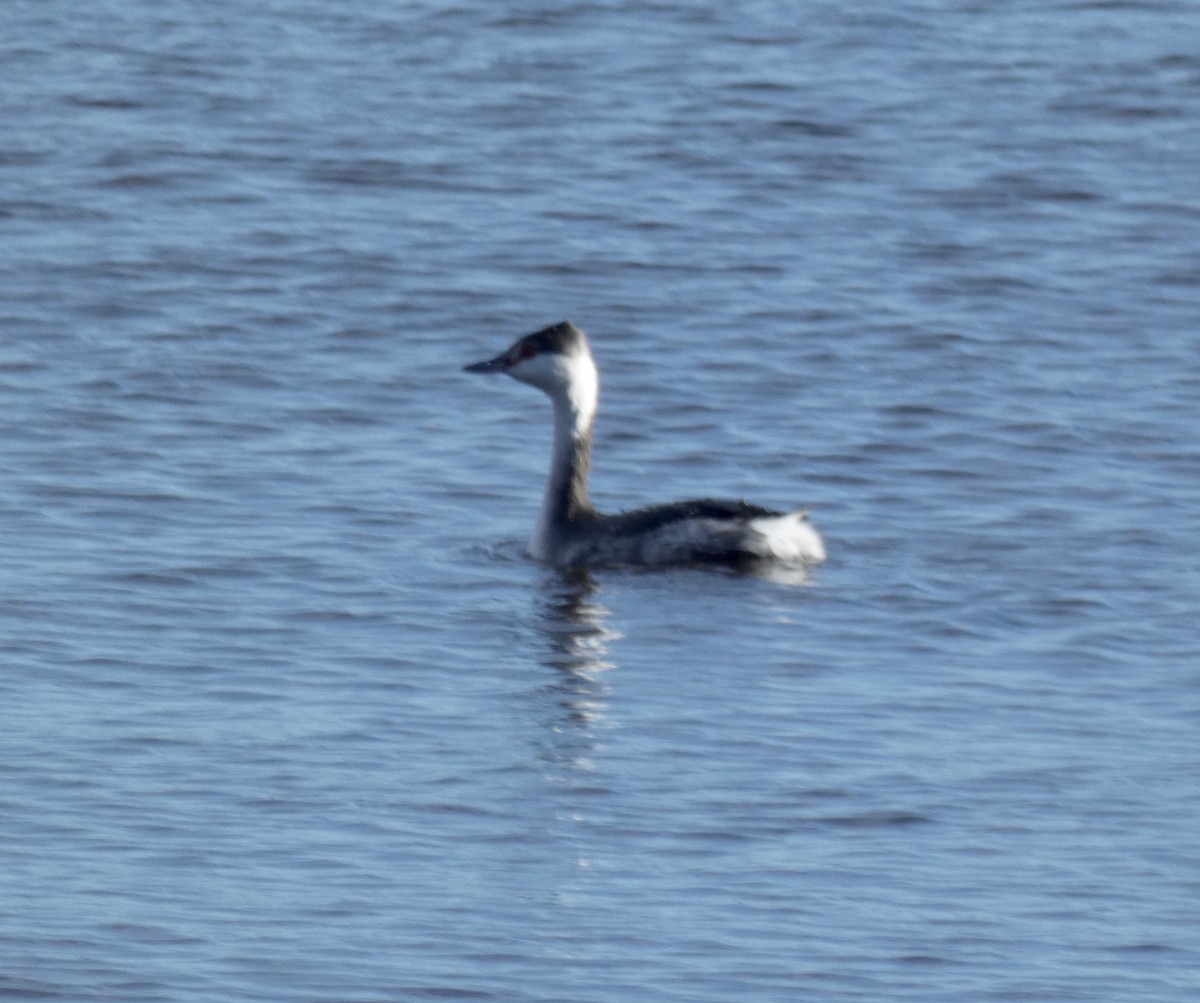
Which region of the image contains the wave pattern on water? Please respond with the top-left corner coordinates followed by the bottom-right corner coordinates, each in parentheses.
top-left (1, 1), bottom-right (1198, 1001)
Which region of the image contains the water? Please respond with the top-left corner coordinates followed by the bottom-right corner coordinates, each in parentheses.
top-left (2, 1), bottom-right (1198, 1000)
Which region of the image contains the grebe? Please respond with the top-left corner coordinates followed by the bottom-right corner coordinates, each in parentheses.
top-left (465, 321), bottom-right (825, 568)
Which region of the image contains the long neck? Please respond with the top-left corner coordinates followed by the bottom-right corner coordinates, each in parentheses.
top-left (536, 362), bottom-right (598, 544)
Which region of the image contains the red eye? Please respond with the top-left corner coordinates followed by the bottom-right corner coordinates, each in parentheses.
top-left (519, 343), bottom-right (537, 360)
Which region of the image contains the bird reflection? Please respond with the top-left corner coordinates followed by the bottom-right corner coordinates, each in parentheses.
top-left (531, 568), bottom-right (620, 770)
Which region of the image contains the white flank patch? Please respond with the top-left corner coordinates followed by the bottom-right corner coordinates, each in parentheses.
top-left (747, 511), bottom-right (827, 563)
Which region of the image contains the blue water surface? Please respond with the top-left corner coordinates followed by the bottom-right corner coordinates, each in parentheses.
top-left (1, 1), bottom-right (1198, 1000)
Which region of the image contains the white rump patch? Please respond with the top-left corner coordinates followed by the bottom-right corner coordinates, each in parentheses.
top-left (747, 511), bottom-right (827, 563)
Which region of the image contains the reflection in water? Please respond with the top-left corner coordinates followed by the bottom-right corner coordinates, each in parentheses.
top-left (526, 571), bottom-right (622, 887)
top-left (744, 559), bottom-right (819, 588)
top-left (530, 569), bottom-right (620, 772)
top-left (525, 560), bottom-right (812, 770)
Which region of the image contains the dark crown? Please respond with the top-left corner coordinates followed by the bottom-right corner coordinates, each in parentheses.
top-left (525, 320), bottom-right (588, 356)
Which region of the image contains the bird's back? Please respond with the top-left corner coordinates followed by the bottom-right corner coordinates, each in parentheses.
top-left (547, 499), bottom-right (823, 567)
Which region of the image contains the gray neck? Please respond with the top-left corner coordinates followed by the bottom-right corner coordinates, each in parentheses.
top-left (531, 384), bottom-right (596, 559)
top-left (545, 393), bottom-right (594, 524)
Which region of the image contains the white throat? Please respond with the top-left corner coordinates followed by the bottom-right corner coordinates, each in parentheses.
top-left (556, 351), bottom-right (599, 440)
top-left (510, 349), bottom-right (599, 440)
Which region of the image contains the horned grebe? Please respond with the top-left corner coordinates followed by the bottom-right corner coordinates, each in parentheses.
top-left (465, 321), bottom-right (825, 568)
